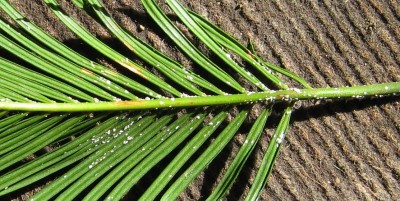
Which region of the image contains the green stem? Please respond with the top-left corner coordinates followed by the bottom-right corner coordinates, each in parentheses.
top-left (0, 82), bottom-right (398, 112)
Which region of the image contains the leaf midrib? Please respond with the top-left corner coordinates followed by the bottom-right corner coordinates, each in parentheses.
top-left (0, 82), bottom-right (398, 112)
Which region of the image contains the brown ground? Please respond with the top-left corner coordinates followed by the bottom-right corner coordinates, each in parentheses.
top-left (2, 0), bottom-right (400, 200)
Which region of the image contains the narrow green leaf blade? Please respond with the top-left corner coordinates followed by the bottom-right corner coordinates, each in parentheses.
top-left (0, 0), bottom-right (159, 99)
top-left (188, 11), bottom-right (298, 90)
top-left (0, 115), bottom-right (84, 171)
top-left (0, 114), bottom-right (107, 194)
top-left (0, 33), bottom-right (112, 102)
top-left (0, 17), bottom-right (137, 101)
top-left (166, 0), bottom-right (269, 91)
top-left (43, 0), bottom-right (182, 97)
top-left (0, 58), bottom-right (93, 102)
top-left (245, 106), bottom-right (293, 201)
top-left (0, 76), bottom-right (54, 103)
top-left (30, 114), bottom-right (158, 200)
top-left (142, 0), bottom-right (246, 93)
top-left (161, 110), bottom-right (249, 200)
top-left (207, 106), bottom-right (272, 200)
top-left (85, 0), bottom-right (224, 96)
top-left (56, 113), bottom-right (177, 200)
top-left (139, 110), bottom-right (228, 201)
top-left (0, 113), bottom-right (29, 135)
top-left (98, 112), bottom-right (205, 201)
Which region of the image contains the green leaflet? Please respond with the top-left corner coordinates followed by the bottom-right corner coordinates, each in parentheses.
top-left (207, 106), bottom-right (272, 200)
top-left (0, 0), bottom-right (398, 200)
top-left (246, 106), bottom-right (293, 201)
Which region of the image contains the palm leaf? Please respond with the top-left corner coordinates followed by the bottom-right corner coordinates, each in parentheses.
top-left (0, 0), bottom-right (399, 200)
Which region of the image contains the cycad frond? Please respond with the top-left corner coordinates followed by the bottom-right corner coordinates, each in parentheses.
top-left (0, 0), bottom-right (399, 200)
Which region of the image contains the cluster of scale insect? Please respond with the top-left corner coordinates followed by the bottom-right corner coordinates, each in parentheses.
top-left (87, 115), bottom-right (143, 169)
